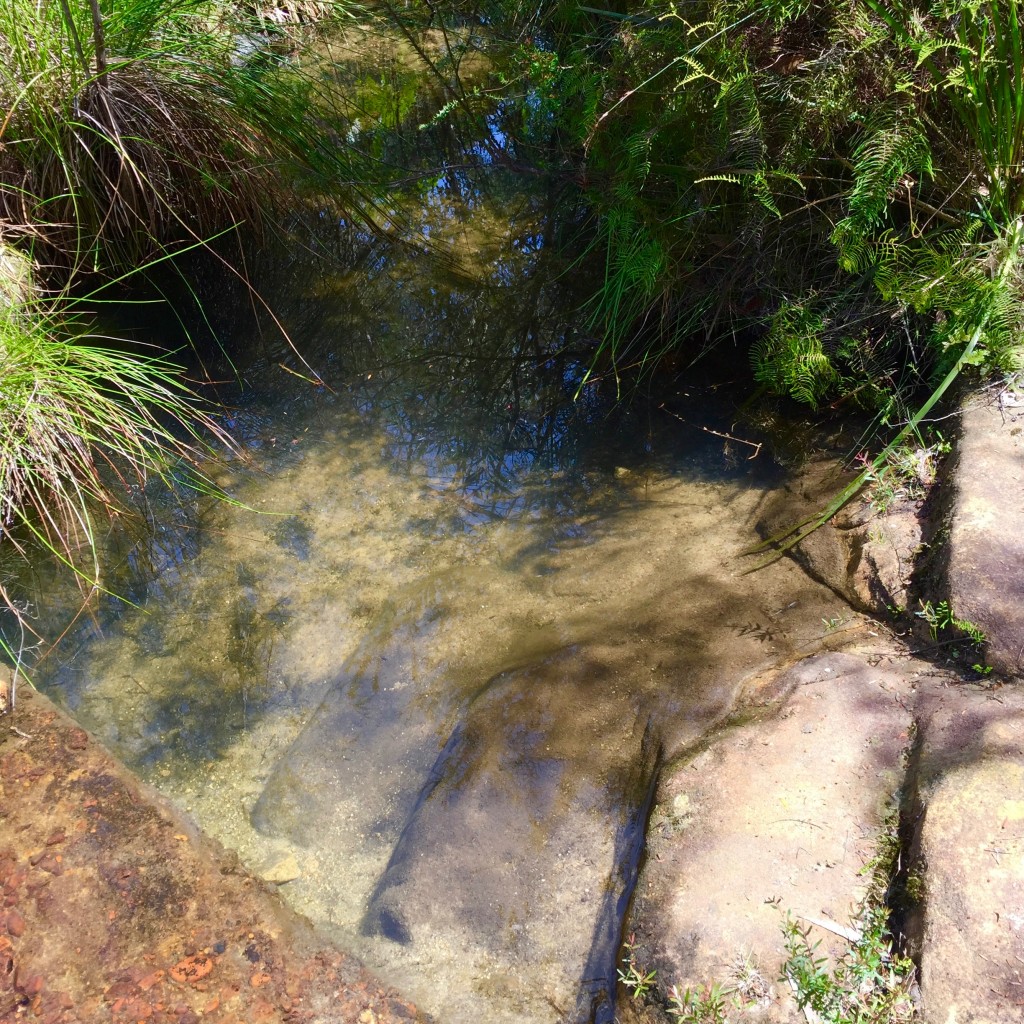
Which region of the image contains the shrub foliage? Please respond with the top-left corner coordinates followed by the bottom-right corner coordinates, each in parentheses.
top-left (401, 0), bottom-right (1024, 411)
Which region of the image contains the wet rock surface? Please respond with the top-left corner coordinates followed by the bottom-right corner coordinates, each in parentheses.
top-left (363, 648), bottom-right (662, 1024)
top-left (756, 458), bottom-right (925, 619)
top-left (942, 394), bottom-right (1024, 680)
top-left (234, 456), bottom-right (854, 1024)
top-left (0, 687), bottom-right (424, 1024)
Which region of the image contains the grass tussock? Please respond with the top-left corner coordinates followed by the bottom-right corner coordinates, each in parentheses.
top-left (0, 0), bottom-right (356, 271)
top-left (0, 287), bottom-right (231, 610)
top-left (0, 0), bottom-right (374, 651)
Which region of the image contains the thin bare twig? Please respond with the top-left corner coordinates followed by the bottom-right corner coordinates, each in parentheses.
top-left (659, 403), bottom-right (763, 458)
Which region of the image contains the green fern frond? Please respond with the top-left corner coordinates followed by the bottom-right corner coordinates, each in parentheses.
top-left (751, 301), bottom-right (840, 409)
top-left (717, 72), bottom-right (767, 172)
top-left (838, 111), bottom-right (932, 232)
top-left (695, 173), bottom-right (741, 185)
top-left (749, 170), bottom-right (781, 217)
top-left (670, 54), bottom-right (717, 90)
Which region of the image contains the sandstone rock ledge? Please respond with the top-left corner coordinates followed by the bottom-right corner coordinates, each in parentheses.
top-left (940, 391), bottom-right (1024, 681)
top-left (623, 648), bottom-right (1024, 1024)
top-left (0, 687), bottom-right (425, 1024)
top-left (759, 385), bottom-right (1024, 683)
top-left (626, 651), bottom-right (923, 1022)
top-left (909, 682), bottom-right (1024, 1024)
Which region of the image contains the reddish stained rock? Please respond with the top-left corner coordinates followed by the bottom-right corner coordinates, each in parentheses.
top-left (0, 689), bottom-right (427, 1024)
top-left (7, 909), bottom-right (25, 937)
top-left (250, 997), bottom-right (276, 1021)
top-left (138, 970), bottom-right (165, 991)
top-left (25, 876), bottom-right (50, 896)
top-left (66, 729), bottom-right (88, 750)
top-left (104, 981), bottom-right (137, 1002)
top-left (169, 954), bottom-right (215, 985)
top-left (36, 854), bottom-right (63, 876)
top-left (17, 972), bottom-right (44, 997)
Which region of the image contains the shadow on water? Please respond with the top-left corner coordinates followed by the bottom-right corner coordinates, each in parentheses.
top-left (11, 59), bottom-right (853, 1023)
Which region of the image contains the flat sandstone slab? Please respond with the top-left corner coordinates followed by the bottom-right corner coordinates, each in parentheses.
top-left (912, 683), bottom-right (1024, 1024)
top-left (946, 395), bottom-right (1024, 679)
top-left (0, 687), bottom-right (423, 1024)
top-left (627, 652), bottom-right (923, 1017)
top-left (363, 648), bottom-right (662, 1024)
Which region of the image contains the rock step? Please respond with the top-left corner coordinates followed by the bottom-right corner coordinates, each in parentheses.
top-left (626, 651), bottom-right (926, 1020)
top-left (942, 394), bottom-right (1024, 681)
top-left (362, 648), bottom-right (662, 1024)
top-left (624, 649), bottom-right (1024, 1024)
top-left (909, 681), bottom-right (1024, 1024)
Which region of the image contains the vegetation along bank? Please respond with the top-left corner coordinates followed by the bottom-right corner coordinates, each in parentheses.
top-left (0, 0), bottom-right (1021, 610)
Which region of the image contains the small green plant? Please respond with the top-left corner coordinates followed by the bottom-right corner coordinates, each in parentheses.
top-left (904, 868), bottom-right (925, 906)
top-left (618, 932), bottom-right (658, 1001)
top-left (666, 980), bottom-right (731, 1024)
top-left (779, 799), bottom-right (918, 1023)
top-left (782, 906), bottom-right (917, 1024)
top-left (864, 433), bottom-right (948, 513)
top-left (915, 600), bottom-right (986, 646)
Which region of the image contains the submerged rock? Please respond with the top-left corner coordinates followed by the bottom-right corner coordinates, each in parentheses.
top-left (362, 648), bottom-right (661, 1024)
top-left (249, 639), bottom-right (458, 926)
top-left (258, 851), bottom-right (302, 885)
top-left (756, 458), bottom-right (924, 619)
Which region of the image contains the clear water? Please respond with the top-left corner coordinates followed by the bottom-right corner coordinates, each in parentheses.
top-left (25, 165), bottom-right (853, 1023)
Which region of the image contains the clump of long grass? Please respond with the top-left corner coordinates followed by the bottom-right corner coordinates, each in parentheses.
top-left (0, 284), bottom-right (231, 608)
top-left (0, 0), bottom-right (379, 648)
top-left (2, 1), bottom-right (273, 269)
top-left (0, 0), bottom-right (373, 274)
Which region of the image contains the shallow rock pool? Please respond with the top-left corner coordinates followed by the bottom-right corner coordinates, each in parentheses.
top-left (28, 183), bottom-right (854, 1023)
